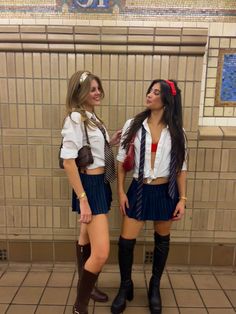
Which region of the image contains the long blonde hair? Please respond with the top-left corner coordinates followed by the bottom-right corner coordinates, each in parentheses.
top-left (65, 71), bottom-right (104, 126)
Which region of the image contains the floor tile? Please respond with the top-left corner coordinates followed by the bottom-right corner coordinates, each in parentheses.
top-left (132, 272), bottom-right (146, 288)
top-left (174, 289), bottom-right (204, 307)
top-left (161, 309), bottom-right (179, 314)
top-left (161, 289), bottom-right (177, 307)
top-left (6, 304), bottom-right (36, 314)
top-left (207, 309), bottom-right (236, 314)
top-left (169, 273), bottom-right (196, 289)
top-left (179, 308), bottom-right (207, 314)
top-left (67, 287), bottom-right (93, 306)
top-left (199, 289), bottom-right (232, 307)
top-left (0, 286), bottom-right (18, 303)
top-left (35, 305), bottom-right (65, 313)
top-left (130, 288), bottom-right (149, 306)
top-left (47, 271), bottom-right (74, 287)
top-left (12, 287), bottom-right (44, 304)
top-left (64, 305), bottom-right (73, 314)
top-left (215, 274), bottom-right (236, 289)
top-left (22, 271), bottom-right (51, 286)
top-left (0, 304), bottom-right (8, 313)
top-left (192, 274), bottom-right (221, 289)
top-left (40, 287), bottom-right (69, 305)
top-left (124, 307), bottom-right (151, 314)
top-left (98, 272), bottom-right (120, 288)
top-left (225, 290), bottom-right (236, 307)
top-left (0, 271), bottom-right (26, 286)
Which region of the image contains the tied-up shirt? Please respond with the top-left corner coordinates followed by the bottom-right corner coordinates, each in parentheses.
top-left (60, 111), bottom-right (109, 169)
top-left (117, 118), bottom-right (187, 182)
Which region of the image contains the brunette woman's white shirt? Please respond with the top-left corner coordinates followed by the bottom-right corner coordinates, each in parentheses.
top-left (117, 118), bottom-right (187, 181)
top-left (60, 111), bottom-right (109, 169)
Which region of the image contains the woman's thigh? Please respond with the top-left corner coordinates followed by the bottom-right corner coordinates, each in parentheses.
top-left (86, 214), bottom-right (110, 258)
top-left (121, 215), bottom-right (145, 239)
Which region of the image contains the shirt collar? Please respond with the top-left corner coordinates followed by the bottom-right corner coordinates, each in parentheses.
top-left (142, 117), bottom-right (169, 131)
top-left (85, 111), bottom-right (95, 119)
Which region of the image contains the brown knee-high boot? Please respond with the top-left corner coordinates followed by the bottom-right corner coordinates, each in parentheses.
top-left (74, 268), bottom-right (98, 314)
top-left (75, 242), bottom-right (108, 303)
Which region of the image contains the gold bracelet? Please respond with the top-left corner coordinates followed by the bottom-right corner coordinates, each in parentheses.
top-left (179, 196), bottom-right (187, 201)
top-left (77, 192), bottom-right (87, 200)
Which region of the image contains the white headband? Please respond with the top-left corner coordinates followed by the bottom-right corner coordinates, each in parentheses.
top-left (79, 71), bottom-right (90, 84)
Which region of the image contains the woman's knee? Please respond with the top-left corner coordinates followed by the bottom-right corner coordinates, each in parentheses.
top-left (91, 248), bottom-right (109, 267)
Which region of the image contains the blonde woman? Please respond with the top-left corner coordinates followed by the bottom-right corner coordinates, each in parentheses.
top-left (60, 71), bottom-right (121, 314)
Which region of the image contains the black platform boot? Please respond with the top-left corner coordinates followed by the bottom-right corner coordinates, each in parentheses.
top-left (111, 236), bottom-right (136, 314)
top-left (148, 233), bottom-right (170, 314)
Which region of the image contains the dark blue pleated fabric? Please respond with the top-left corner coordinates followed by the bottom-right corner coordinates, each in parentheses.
top-left (126, 179), bottom-right (178, 221)
top-left (72, 173), bottom-right (112, 215)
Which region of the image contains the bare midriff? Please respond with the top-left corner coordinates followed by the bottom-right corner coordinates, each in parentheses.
top-left (80, 167), bottom-right (105, 175)
top-left (143, 176), bottom-right (169, 185)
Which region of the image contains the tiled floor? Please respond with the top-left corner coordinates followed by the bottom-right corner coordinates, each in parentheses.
top-left (0, 263), bottom-right (235, 314)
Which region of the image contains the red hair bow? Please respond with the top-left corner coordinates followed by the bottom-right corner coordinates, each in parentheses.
top-left (165, 80), bottom-right (177, 96)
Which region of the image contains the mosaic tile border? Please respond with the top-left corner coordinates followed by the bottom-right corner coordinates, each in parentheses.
top-left (0, 0), bottom-right (235, 21)
top-left (215, 48), bottom-right (236, 107)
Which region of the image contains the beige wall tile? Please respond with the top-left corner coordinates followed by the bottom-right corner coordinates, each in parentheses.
top-left (67, 53), bottom-right (75, 78)
top-left (152, 55), bottom-right (161, 79)
top-left (8, 79), bottom-right (17, 104)
top-left (0, 52), bottom-right (7, 76)
top-left (135, 55), bottom-right (144, 80)
top-left (160, 55), bottom-right (169, 79)
top-left (177, 56), bottom-right (187, 81)
top-left (0, 26), bottom-right (234, 263)
top-left (169, 56), bottom-right (178, 80)
top-left (118, 55), bottom-right (127, 80)
top-left (41, 53), bottom-right (50, 78)
top-left (50, 53), bottom-right (59, 78)
top-left (0, 79), bottom-right (8, 103)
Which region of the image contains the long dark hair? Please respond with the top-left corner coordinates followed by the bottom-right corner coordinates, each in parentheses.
top-left (122, 79), bottom-right (186, 172)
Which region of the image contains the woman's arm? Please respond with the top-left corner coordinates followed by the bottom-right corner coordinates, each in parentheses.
top-left (63, 159), bottom-right (92, 224)
top-left (172, 170), bottom-right (187, 221)
top-left (117, 161), bottom-right (129, 215)
top-left (109, 129), bottom-right (122, 146)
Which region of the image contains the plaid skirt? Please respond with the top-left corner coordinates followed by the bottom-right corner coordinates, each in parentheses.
top-left (125, 179), bottom-right (179, 221)
top-left (72, 173), bottom-right (112, 215)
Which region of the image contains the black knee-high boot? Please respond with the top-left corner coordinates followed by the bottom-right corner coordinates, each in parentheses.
top-left (111, 236), bottom-right (136, 314)
top-left (148, 232), bottom-right (170, 314)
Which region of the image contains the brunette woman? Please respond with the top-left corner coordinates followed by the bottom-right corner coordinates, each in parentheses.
top-left (111, 79), bottom-right (187, 314)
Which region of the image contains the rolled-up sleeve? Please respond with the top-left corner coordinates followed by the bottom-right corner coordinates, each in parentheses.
top-left (60, 112), bottom-right (83, 159)
top-left (117, 119), bottom-right (133, 163)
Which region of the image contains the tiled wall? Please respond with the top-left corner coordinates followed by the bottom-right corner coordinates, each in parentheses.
top-left (0, 1), bottom-right (236, 265)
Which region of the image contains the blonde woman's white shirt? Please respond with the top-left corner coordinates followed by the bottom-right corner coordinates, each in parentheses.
top-left (117, 118), bottom-right (187, 182)
top-left (60, 111), bottom-right (109, 169)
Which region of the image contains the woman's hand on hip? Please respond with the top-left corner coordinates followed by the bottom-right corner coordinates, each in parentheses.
top-left (172, 200), bottom-right (185, 221)
top-left (118, 192), bottom-right (129, 216)
top-left (79, 199), bottom-right (92, 224)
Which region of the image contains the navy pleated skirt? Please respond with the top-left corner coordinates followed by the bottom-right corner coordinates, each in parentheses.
top-left (126, 179), bottom-right (178, 221)
top-left (72, 173), bottom-right (112, 215)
